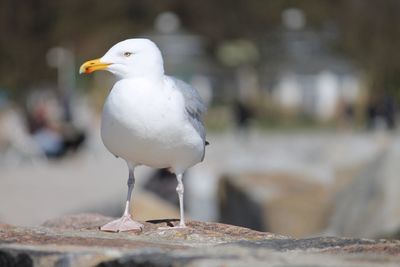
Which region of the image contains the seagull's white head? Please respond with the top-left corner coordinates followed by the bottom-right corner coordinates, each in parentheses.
top-left (80, 38), bottom-right (164, 79)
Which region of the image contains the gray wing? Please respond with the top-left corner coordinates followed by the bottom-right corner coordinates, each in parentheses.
top-left (168, 76), bottom-right (207, 154)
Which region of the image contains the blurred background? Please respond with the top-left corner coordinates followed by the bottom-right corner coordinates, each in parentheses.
top-left (1, 0), bottom-right (400, 239)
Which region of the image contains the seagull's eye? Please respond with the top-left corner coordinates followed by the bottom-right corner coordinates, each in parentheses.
top-left (123, 52), bottom-right (133, 57)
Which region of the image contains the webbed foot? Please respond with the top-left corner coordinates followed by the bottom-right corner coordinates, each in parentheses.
top-left (100, 214), bottom-right (143, 232)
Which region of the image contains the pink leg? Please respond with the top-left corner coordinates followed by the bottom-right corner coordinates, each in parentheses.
top-left (159, 173), bottom-right (187, 230)
top-left (177, 173), bottom-right (186, 227)
top-left (101, 164), bottom-right (143, 232)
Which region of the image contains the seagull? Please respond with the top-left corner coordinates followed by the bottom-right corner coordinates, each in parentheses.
top-left (79, 38), bottom-right (207, 232)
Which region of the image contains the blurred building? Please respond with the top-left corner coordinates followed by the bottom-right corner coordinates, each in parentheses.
top-left (262, 8), bottom-right (362, 121)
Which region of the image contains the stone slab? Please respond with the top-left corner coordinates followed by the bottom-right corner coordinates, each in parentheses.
top-left (0, 214), bottom-right (399, 267)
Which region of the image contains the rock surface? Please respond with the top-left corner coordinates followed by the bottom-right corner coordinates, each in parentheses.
top-left (218, 173), bottom-right (332, 237)
top-left (328, 138), bottom-right (400, 239)
top-left (0, 213), bottom-right (400, 267)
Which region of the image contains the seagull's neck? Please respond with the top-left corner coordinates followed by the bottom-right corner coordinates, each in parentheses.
top-left (115, 71), bottom-right (164, 82)
top-left (114, 62), bottom-right (165, 81)
top-left (117, 73), bottom-right (165, 85)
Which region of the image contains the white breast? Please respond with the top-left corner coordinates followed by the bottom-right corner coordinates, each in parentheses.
top-left (100, 77), bottom-right (204, 173)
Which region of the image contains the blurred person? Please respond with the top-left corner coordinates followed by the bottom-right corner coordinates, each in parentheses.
top-left (27, 98), bottom-right (86, 158)
top-left (233, 99), bottom-right (254, 132)
top-left (0, 102), bottom-right (46, 166)
top-left (381, 94), bottom-right (397, 130)
top-left (366, 93), bottom-right (397, 130)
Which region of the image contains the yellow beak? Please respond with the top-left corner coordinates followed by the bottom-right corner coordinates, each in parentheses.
top-left (79, 58), bottom-right (111, 74)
